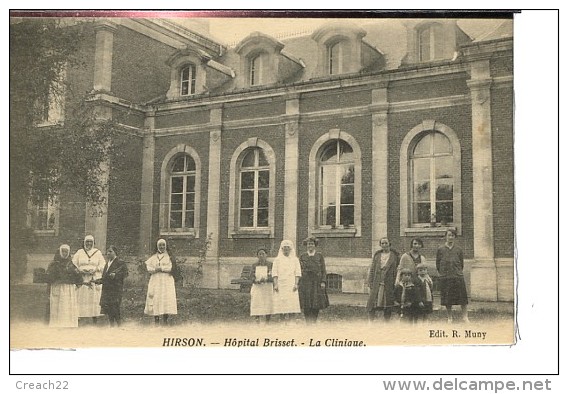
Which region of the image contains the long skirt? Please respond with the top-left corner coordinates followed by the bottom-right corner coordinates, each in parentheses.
top-left (298, 275), bottom-right (329, 311)
top-left (273, 278), bottom-right (301, 314)
top-left (77, 283), bottom-right (102, 317)
top-left (144, 272), bottom-right (178, 316)
top-left (250, 283), bottom-right (273, 316)
top-left (440, 276), bottom-right (469, 306)
top-left (50, 284), bottom-right (78, 328)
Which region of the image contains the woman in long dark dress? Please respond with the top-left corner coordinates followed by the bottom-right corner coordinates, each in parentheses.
top-left (46, 244), bottom-right (83, 328)
top-left (436, 228), bottom-right (469, 323)
top-left (366, 237), bottom-right (399, 321)
top-left (95, 245), bottom-right (128, 327)
top-left (298, 237), bottom-right (329, 323)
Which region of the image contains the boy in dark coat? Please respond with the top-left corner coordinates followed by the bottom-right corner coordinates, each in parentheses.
top-left (394, 268), bottom-right (423, 323)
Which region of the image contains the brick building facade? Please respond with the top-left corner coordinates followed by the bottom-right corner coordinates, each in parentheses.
top-left (23, 17), bottom-right (514, 301)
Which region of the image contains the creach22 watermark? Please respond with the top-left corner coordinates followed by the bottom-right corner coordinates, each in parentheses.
top-left (16, 381), bottom-right (69, 390)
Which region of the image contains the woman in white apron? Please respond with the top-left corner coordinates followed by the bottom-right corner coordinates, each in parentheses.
top-left (72, 235), bottom-right (105, 324)
top-left (271, 240), bottom-right (301, 321)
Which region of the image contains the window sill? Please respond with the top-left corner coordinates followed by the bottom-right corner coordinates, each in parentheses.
top-left (231, 229), bottom-right (272, 239)
top-left (311, 228), bottom-right (357, 238)
top-left (403, 226), bottom-right (459, 237)
top-left (160, 229), bottom-right (197, 239)
top-left (33, 229), bottom-right (58, 237)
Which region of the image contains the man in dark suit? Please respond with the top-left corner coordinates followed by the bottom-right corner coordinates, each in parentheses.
top-left (95, 245), bottom-right (129, 327)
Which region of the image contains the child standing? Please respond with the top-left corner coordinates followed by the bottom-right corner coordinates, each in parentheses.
top-left (416, 262), bottom-right (434, 322)
top-left (394, 268), bottom-right (422, 324)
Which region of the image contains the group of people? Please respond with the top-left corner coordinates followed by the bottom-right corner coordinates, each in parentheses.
top-left (250, 229), bottom-right (468, 325)
top-left (366, 229), bottom-right (469, 324)
top-left (249, 237), bottom-right (329, 324)
top-left (45, 229), bottom-right (468, 327)
top-left (46, 236), bottom-right (177, 328)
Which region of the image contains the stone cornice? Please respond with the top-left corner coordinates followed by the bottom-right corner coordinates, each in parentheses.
top-left (461, 37), bottom-right (514, 61)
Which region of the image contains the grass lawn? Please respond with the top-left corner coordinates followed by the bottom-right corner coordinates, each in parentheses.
top-left (11, 283), bottom-right (513, 327)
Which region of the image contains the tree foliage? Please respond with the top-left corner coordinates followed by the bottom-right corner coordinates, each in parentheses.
top-left (10, 18), bottom-right (118, 206)
top-left (10, 18), bottom-right (119, 281)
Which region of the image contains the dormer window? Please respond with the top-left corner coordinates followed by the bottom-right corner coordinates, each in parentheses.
top-left (235, 32), bottom-right (286, 88)
top-left (249, 54), bottom-right (263, 86)
top-left (328, 41), bottom-right (344, 75)
top-left (418, 23), bottom-right (444, 62)
top-left (312, 22), bottom-right (367, 77)
top-left (180, 64), bottom-right (196, 96)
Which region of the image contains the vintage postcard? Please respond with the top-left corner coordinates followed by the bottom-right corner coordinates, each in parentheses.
top-left (9, 10), bottom-right (518, 356)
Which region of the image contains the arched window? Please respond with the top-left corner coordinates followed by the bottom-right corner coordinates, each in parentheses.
top-left (400, 121), bottom-right (461, 235)
top-left (159, 145), bottom-right (201, 237)
top-left (418, 23), bottom-right (444, 62)
top-left (180, 64), bottom-right (196, 96)
top-left (169, 155), bottom-right (197, 229)
top-left (228, 138), bottom-right (276, 238)
top-left (249, 54), bottom-right (262, 86)
top-left (318, 139), bottom-right (355, 228)
top-left (328, 41), bottom-right (343, 75)
top-left (239, 148), bottom-right (269, 228)
top-left (410, 131), bottom-right (453, 225)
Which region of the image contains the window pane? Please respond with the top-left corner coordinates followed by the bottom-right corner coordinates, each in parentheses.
top-left (340, 205), bottom-right (354, 226)
top-left (48, 212), bottom-right (56, 229)
top-left (258, 150), bottom-right (268, 166)
top-left (172, 157), bottom-right (185, 173)
top-left (182, 67), bottom-right (189, 80)
top-left (241, 150), bottom-right (256, 168)
top-left (240, 190), bottom-right (254, 209)
top-left (185, 193), bottom-right (195, 206)
top-left (413, 134), bottom-right (432, 156)
top-left (257, 209), bottom-right (269, 227)
top-left (37, 211), bottom-right (48, 230)
top-left (321, 205), bottom-right (336, 226)
top-left (184, 210), bottom-right (194, 228)
top-left (240, 209), bottom-right (254, 227)
top-left (186, 176), bottom-right (195, 192)
top-left (419, 27), bottom-right (431, 61)
top-left (171, 177), bottom-right (183, 193)
top-left (413, 158), bottom-right (430, 180)
top-left (170, 194), bottom-right (183, 210)
top-left (338, 140), bottom-right (354, 162)
top-left (436, 202), bottom-right (453, 223)
top-left (436, 180), bottom-right (453, 201)
top-left (321, 166), bottom-right (337, 188)
top-left (181, 82), bottom-right (189, 96)
top-left (186, 156), bottom-right (196, 171)
top-left (258, 170), bottom-right (269, 188)
top-left (170, 212), bottom-right (182, 228)
top-left (340, 165), bottom-right (354, 184)
top-left (413, 181), bottom-right (430, 202)
top-left (258, 190), bottom-right (269, 208)
top-left (413, 203), bottom-right (431, 223)
top-left (320, 142), bottom-right (337, 163)
top-left (435, 156), bottom-right (453, 179)
top-left (240, 172), bottom-right (255, 189)
top-left (433, 132), bottom-right (451, 154)
top-left (340, 185), bottom-right (354, 204)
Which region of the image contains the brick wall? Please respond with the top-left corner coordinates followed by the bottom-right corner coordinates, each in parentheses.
top-left (300, 89), bottom-right (371, 112)
top-left (106, 132), bottom-right (144, 256)
top-left (111, 26), bottom-right (175, 104)
top-left (491, 86), bottom-right (514, 258)
top-left (388, 76), bottom-right (469, 102)
top-left (223, 98), bottom-right (286, 121)
top-left (155, 108), bottom-right (210, 129)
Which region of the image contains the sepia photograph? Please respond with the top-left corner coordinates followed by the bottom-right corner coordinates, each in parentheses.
top-left (9, 9), bottom-right (528, 369)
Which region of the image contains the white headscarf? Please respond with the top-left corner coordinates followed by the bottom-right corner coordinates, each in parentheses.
top-left (157, 239), bottom-right (167, 255)
top-left (277, 240), bottom-right (297, 259)
top-left (83, 235), bottom-right (95, 251)
top-left (59, 244), bottom-right (70, 259)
